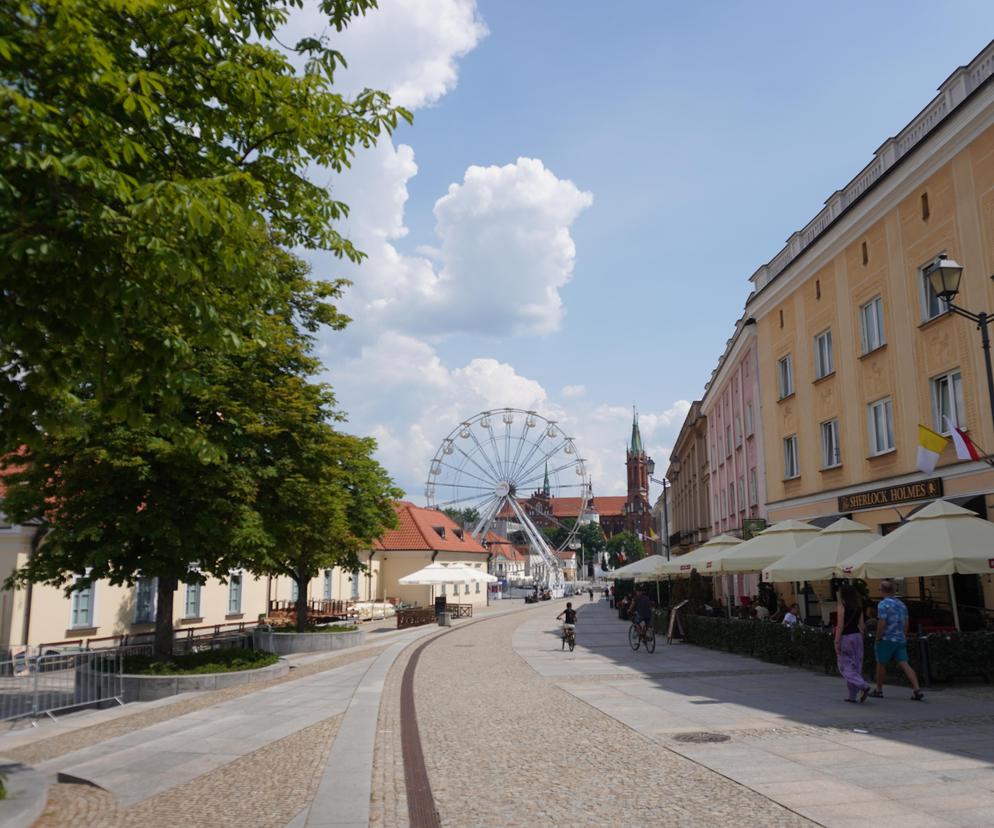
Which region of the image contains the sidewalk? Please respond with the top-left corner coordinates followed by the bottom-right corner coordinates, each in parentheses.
top-left (514, 598), bottom-right (994, 827)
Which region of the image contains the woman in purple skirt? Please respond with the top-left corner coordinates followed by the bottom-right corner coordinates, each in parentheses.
top-left (835, 584), bottom-right (871, 703)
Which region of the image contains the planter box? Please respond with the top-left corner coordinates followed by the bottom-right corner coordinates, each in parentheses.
top-left (122, 659), bottom-right (289, 702)
top-left (251, 628), bottom-right (365, 655)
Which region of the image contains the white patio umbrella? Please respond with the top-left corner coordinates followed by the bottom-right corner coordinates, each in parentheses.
top-left (704, 520), bottom-right (820, 574)
top-left (610, 554), bottom-right (670, 580)
top-left (658, 534), bottom-right (742, 577)
top-left (399, 562), bottom-right (496, 585)
top-left (836, 500), bottom-right (994, 630)
top-left (762, 518), bottom-right (878, 582)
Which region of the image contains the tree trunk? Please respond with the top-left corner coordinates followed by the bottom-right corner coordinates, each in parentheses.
top-left (154, 577), bottom-right (177, 660)
top-left (295, 570), bottom-right (308, 632)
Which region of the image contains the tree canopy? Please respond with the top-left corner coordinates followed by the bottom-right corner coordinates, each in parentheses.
top-left (606, 531), bottom-right (644, 569)
top-left (0, 0), bottom-right (410, 448)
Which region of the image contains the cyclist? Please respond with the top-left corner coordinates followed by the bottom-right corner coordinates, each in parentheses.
top-left (633, 589), bottom-right (654, 638)
top-left (556, 602), bottom-right (577, 642)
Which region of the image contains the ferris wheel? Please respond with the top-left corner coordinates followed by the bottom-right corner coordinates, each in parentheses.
top-left (424, 409), bottom-right (591, 588)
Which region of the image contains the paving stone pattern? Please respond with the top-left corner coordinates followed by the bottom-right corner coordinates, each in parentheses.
top-left (5, 644), bottom-right (389, 767)
top-left (414, 607), bottom-right (812, 828)
top-left (368, 638), bottom-right (413, 828)
top-left (34, 713), bottom-right (342, 827)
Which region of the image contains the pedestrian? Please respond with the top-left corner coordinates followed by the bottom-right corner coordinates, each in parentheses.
top-left (588, 587), bottom-right (593, 601)
top-left (870, 579), bottom-right (924, 701)
top-left (782, 603), bottom-right (801, 627)
top-left (835, 585), bottom-right (871, 703)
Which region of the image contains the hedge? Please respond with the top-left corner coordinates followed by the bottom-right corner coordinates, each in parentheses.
top-left (679, 615), bottom-right (994, 684)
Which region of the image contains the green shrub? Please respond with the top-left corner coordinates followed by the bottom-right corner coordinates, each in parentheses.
top-left (122, 648), bottom-right (278, 675)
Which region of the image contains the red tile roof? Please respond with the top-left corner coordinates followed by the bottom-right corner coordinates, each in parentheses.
top-left (497, 495), bottom-right (627, 519)
top-left (375, 502), bottom-right (488, 554)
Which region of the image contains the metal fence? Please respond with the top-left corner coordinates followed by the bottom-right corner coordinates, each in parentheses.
top-left (0, 647), bottom-right (145, 723)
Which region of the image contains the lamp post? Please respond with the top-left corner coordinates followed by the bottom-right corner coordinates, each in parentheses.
top-left (649, 474), bottom-right (670, 561)
top-left (925, 255), bottom-right (994, 435)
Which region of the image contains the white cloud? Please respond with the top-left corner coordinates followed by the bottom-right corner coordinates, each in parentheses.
top-left (332, 333), bottom-right (690, 504)
top-left (278, 0), bottom-right (487, 110)
top-left (328, 156), bottom-right (593, 344)
top-left (561, 384), bottom-right (586, 398)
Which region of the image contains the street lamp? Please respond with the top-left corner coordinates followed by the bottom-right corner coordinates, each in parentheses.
top-left (649, 474), bottom-right (670, 560)
top-left (925, 255), bottom-right (994, 433)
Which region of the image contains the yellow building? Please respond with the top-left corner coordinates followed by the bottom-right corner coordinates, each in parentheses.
top-left (747, 40), bottom-right (994, 613)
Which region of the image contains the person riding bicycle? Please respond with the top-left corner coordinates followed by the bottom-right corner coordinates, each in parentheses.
top-left (633, 589), bottom-right (654, 635)
top-left (556, 602), bottom-right (577, 637)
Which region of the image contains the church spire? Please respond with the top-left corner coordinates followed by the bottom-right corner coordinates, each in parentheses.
top-left (630, 406), bottom-right (643, 455)
top-left (542, 461), bottom-right (551, 497)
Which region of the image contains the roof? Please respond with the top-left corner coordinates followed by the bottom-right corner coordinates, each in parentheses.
top-left (375, 502), bottom-right (487, 554)
top-left (498, 495), bottom-right (627, 520)
top-left (630, 410), bottom-right (643, 454)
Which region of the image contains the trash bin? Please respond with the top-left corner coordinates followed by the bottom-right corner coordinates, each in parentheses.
top-left (438, 612), bottom-right (452, 627)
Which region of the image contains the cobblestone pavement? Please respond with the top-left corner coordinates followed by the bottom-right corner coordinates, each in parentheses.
top-left (33, 713), bottom-right (342, 827)
top-left (5, 643), bottom-right (389, 766)
top-left (369, 635), bottom-right (416, 828)
top-left (414, 606), bottom-right (812, 828)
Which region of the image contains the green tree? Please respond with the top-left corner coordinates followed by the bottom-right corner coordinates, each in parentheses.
top-left (0, 0), bottom-right (410, 449)
top-left (607, 531), bottom-right (644, 569)
top-left (442, 507), bottom-right (480, 528)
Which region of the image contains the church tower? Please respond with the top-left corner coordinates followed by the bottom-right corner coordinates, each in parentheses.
top-left (625, 409), bottom-right (653, 544)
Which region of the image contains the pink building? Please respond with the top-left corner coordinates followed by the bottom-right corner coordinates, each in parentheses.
top-left (700, 317), bottom-right (769, 606)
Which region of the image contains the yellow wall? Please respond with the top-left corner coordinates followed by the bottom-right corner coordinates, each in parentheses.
top-left (756, 123), bottom-right (994, 520)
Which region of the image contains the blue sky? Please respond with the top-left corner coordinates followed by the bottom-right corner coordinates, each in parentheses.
top-left (291, 1), bottom-right (994, 501)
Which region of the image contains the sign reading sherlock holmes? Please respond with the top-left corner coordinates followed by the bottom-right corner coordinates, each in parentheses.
top-left (838, 478), bottom-right (943, 512)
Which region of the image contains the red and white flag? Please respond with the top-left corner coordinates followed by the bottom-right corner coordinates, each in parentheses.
top-left (945, 416), bottom-right (982, 461)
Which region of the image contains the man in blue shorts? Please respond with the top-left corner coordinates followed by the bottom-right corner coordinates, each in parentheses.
top-left (870, 579), bottom-right (923, 701)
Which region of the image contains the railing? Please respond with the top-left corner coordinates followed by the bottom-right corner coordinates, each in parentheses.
top-left (0, 649), bottom-right (130, 722)
top-left (267, 599), bottom-right (356, 619)
top-left (397, 607), bottom-right (435, 629)
top-left (447, 603), bottom-right (473, 618)
top-left (34, 621), bottom-right (254, 657)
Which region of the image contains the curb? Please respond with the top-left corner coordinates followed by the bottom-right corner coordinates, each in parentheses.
top-left (0, 758), bottom-right (53, 828)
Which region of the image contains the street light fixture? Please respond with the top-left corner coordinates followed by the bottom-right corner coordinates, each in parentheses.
top-left (924, 255), bottom-right (994, 436)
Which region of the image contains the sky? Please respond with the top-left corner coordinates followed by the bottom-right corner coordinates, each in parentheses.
top-left (282, 0), bottom-right (994, 504)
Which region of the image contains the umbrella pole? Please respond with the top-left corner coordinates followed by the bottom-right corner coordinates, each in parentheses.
top-left (655, 580), bottom-right (661, 605)
top-left (948, 574), bottom-right (962, 632)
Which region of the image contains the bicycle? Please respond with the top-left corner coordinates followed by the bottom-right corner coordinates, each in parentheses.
top-left (628, 619), bottom-right (656, 653)
top-left (561, 624), bottom-right (576, 652)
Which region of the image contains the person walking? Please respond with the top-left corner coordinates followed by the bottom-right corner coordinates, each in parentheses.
top-left (588, 587), bottom-right (594, 602)
top-left (870, 579), bottom-right (924, 701)
top-left (835, 585), bottom-right (871, 703)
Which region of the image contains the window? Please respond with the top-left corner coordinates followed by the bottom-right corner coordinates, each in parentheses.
top-left (135, 577), bottom-right (156, 624)
top-left (228, 572), bottom-right (242, 615)
top-left (323, 569), bottom-right (333, 600)
top-left (720, 491), bottom-right (727, 518)
top-left (931, 370), bottom-right (964, 433)
top-left (783, 435), bottom-right (799, 479)
top-left (859, 296), bottom-right (885, 354)
top-left (745, 402), bottom-right (754, 436)
top-left (868, 397), bottom-right (895, 455)
top-left (728, 483), bottom-right (735, 515)
top-left (725, 424), bottom-right (732, 456)
top-left (351, 574), bottom-right (360, 599)
top-left (70, 579), bottom-right (94, 628)
top-left (861, 241), bottom-right (869, 265)
top-left (749, 469), bottom-right (758, 505)
top-left (453, 583), bottom-right (459, 596)
top-left (734, 416), bottom-right (742, 446)
top-left (777, 355), bottom-right (794, 399)
top-left (713, 495), bottom-right (719, 518)
top-left (821, 419), bottom-right (841, 468)
top-left (717, 434), bottom-right (724, 460)
top-left (921, 261), bottom-right (949, 322)
top-left (184, 582), bottom-right (202, 619)
top-left (814, 330), bottom-right (834, 379)
top-left (737, 477), bottom-right (745, 512)
top-left (290, 580), bottom-right (299, 602)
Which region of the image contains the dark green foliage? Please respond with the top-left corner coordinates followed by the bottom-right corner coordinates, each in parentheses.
top-left (443, 507), bottom-right (480, 528)
top-left (606, 531), bottom-right (643, 568)
top-left (122, 648), bottom-right (278, 675)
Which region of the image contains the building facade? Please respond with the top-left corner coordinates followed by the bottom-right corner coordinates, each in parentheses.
top-left (666, 401), bottom-right (711, 556)
top-left (745, 40), bottom-right (994, 611)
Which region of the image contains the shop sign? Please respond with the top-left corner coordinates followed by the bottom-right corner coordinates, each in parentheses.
top-left (838, 478), bottom-right (943, 512)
